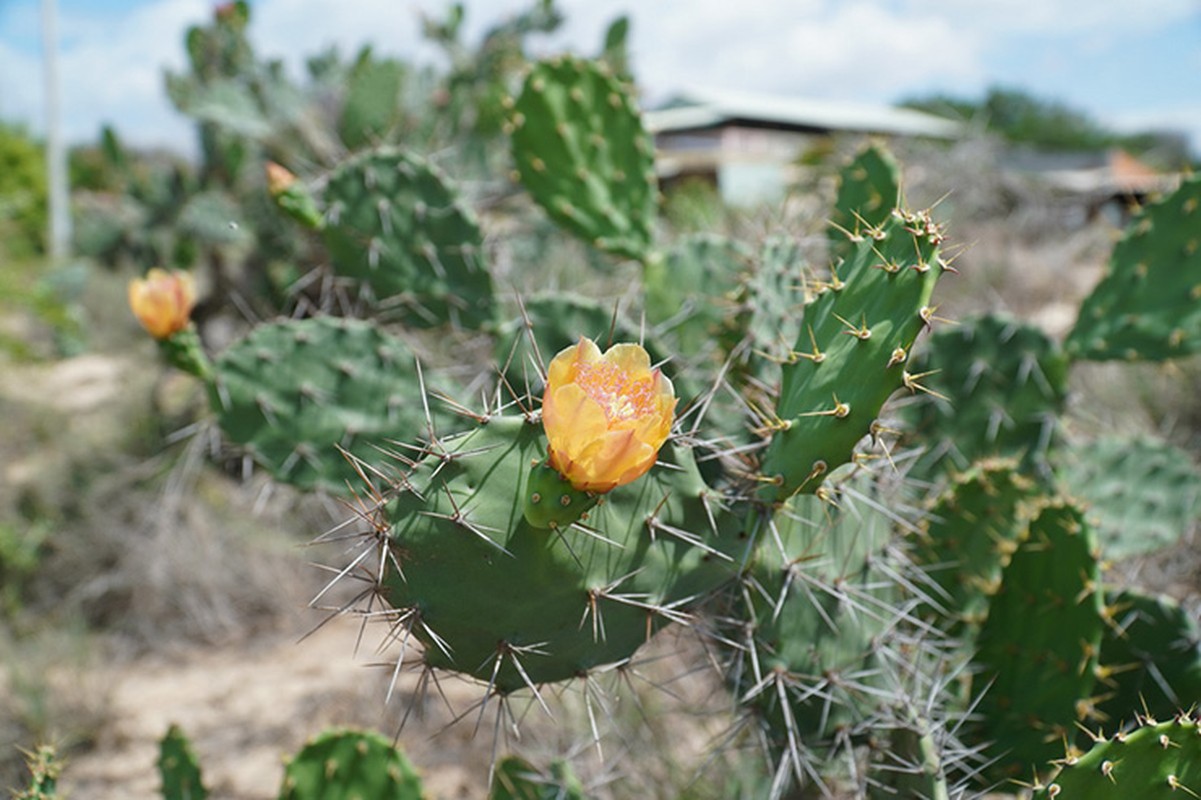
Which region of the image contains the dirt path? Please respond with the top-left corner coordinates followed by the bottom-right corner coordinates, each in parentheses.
top-left (62, 614), bottom-right (497, 799)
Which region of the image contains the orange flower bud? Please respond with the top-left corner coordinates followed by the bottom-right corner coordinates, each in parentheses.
top-left (128, 268), bottom-right (196, 340)
top-left (541, 338), bottom-right (676, 493)
top-left (264, 161), bottom-right (296, 197)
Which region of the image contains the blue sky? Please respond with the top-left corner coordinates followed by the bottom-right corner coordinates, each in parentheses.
top-left (1, 0), bottom-right (1198, 156)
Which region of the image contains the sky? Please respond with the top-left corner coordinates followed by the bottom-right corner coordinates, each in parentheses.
top-left (0, 0), bottom-right (1199, 157)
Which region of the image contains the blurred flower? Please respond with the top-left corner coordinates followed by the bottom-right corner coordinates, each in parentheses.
top-left (128, 268), bottom-right (196, 340)
top-left (542, 337), bottom-right (676, 493)
top-left (264, 161), bottom-right (296, 197)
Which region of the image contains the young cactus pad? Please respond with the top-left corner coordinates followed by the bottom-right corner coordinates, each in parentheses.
top-left (828, 144), bottom-right (901, 264)
top-left (212, 316), bottom-right (443, 494)
top-left (378, 414), bottom-right (742, 690)
top-left (509, 55), bottom-right (657, 262)
top-left (321, 147), bottom-right (495, 330)
top-left (1066, 174), bottom-right (1201, 361)
top-left (278, 728), bottom-right (425, 800)
top-left (158, 724), bottom-right (208, 800)
top-left (1032, 715), bottom-right (1201, 799)
top-left (759, 205), bottom-right (947, 499)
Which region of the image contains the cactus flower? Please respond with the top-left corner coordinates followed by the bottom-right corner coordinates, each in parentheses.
top-left (541, 337), bottom-right (676, 493)
top-left (128, 268), bottom-right (196, 340)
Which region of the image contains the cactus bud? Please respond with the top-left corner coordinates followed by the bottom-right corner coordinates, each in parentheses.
top-left (128, 268), bottom-right (196, 340)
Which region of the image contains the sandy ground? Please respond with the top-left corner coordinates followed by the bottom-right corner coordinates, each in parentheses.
top-left (60, 614), bottom-right (497, 799)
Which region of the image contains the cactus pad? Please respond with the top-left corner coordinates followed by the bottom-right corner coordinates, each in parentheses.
top-left (829, 144), bottom-right (901, 264)
top-left (510, 56), bottom-right (657, 262)
top-left (322, 147), bottom-right (495, 329)
top-left (1033, 716), bottom-right (1201, 799)
top-left (381, 415), bottom-right (741, 690)
top-left (760, 205), bottom-right (947, 499)
top-left (1059, 435), bottom-right (1201, 558)
top-left (278, 728), bottom-right (424, 800)
top-left (1066, 174), bottom-right (1201, 361)
top-left (906, 313), bottom-right (1069, 479)
top-left (158, 724), bottom-right (208, 800)
top-left (1097, 589), bottom-right (1201, 727)
top-left (212, 316), bottom-right (440, 493)
top-left (973, 499), bottom-right (1103, 780)
top-left (644, 234), bottom-right (750, 358)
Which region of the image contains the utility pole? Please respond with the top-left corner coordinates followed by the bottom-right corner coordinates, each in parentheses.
top-left (42, 0), bottom-right (71, 260)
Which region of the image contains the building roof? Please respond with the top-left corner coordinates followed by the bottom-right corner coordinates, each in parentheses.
top-left (645, 87), bottom-right (963, 139)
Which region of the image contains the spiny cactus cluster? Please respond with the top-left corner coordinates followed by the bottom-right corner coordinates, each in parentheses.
top-left (106, 2), bottom-right (1201, 796)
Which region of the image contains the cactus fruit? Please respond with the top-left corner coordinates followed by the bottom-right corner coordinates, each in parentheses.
top-left (509, 55), bottom-right (657, 263)
top-left (212, 316), bottom-right (447, 494)
top-left (1096, 589), bottom-right (1201, 728)
top-left (1066, 174), bottom-right (1201, 361)
top-left (828, 144), bottom-right (901, 264)
top-left (1032, 714), bottom-right (1201, 799)
top-left (1058, 435), bottom-right (1201, 558)
top-left (278, 728), bottom-right (425, 800)
top-left (759, 205), bottom-right (947, 499)
top-left (491, 756), bottom-right (587, 800)
top-left (13, 745), bottom-right (62, 800)
top-left (322, 147), bottom-right (495, 330)
top-left (378, 414), bottom-right (741, 690)
top-left (158, 724), bottom-right (208, 800)
top-left (972, 499), bottom-right (1103, 780)
top-left (913, 459), bottom-right (1037, 633)
top-left (905, 313), bottom-right (1069, 479)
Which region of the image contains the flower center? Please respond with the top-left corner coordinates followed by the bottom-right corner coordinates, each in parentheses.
top-left (574, 361), bottom-right (656, 422)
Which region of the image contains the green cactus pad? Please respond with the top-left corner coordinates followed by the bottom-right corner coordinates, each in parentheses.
top-left (278, 728), bottom-right (424, 800)
top-left (1033, 716), bottom-right (1201, 798)
top-left (735, 475), bottom-right (898, 745)
top-left (510, 56), bottom-right (657, 262)
top-left (868, 715), bottom-right (950, 800)
top-left (829, 144), bottom-right (901, 264)
top-left (759, 206), bottom-right (947, 499)
top-left (382, 415), bottom-right (742, 690)
top-left (322, 147), bottom-right (495, 330)
top-left (158, 724), bottom-right (208, 800)
top-left (913, 459), bottom-right (1038, 633)
top-left (1058, 435), bottom-right (1201, 558)
top-left (644, 234), bottom-right (750, 358)
top-left (212, 316), bottom-right (445, 494)
top-left (973, 499), bottom-right (1103, 781)
top-left (1096, 589), bottom-right (1201, 728)
top-left (491, 756), bottom-right (587, 800)
top-left (905, 313), bottom-right (1069, 479)
top-left (1066, 174), bottom-right (1201, 361)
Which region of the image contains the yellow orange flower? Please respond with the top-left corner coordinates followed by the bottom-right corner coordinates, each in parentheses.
top-left (541, 337), bottom-right (676, 493)
top-left (128, 268), bottom-right (196, 340)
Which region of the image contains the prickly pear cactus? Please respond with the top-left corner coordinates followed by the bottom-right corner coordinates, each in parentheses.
top-left (913, 459), bottom-right (1037, 633)
top-left (906, 313), bottom-right (1069, 479)
top-left (828, 144), bottom-right (901, 264)
top-left (158, 724), bottom-right (208, 800)
top-left (212, 316), bottom-right (445, 494)
top-left (1033, 715), bottom-right (1201, 798)
top-left (509, 55), bottom-right (657, 262)
top-left (1097, 589), bottom-right (1201, 727)
top-left (322, 147), bottom-right (495, 329)
top-left (278, 728), bottom-right (425, 800)
top-left (972, 499), bottom-right (1104, 781)
top-left (759, 205), bottom-right (947, 499)
top-left (867, 713), bottom-right (950, 800)
top-left (379, 414), bottom-right (741, 690)
top-left (1059, 435), bottom-right (1201, 558)
top-left (491, 756), bottom-right (587, 800)
top-left (1066, 174), bottom-right (1201, 361)
top-left (13, 745), bottom-right (61, 800)
top-left (644, 233), bottom-right (749, 358)
top-left (731, 474), bottom-right (901, 781)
